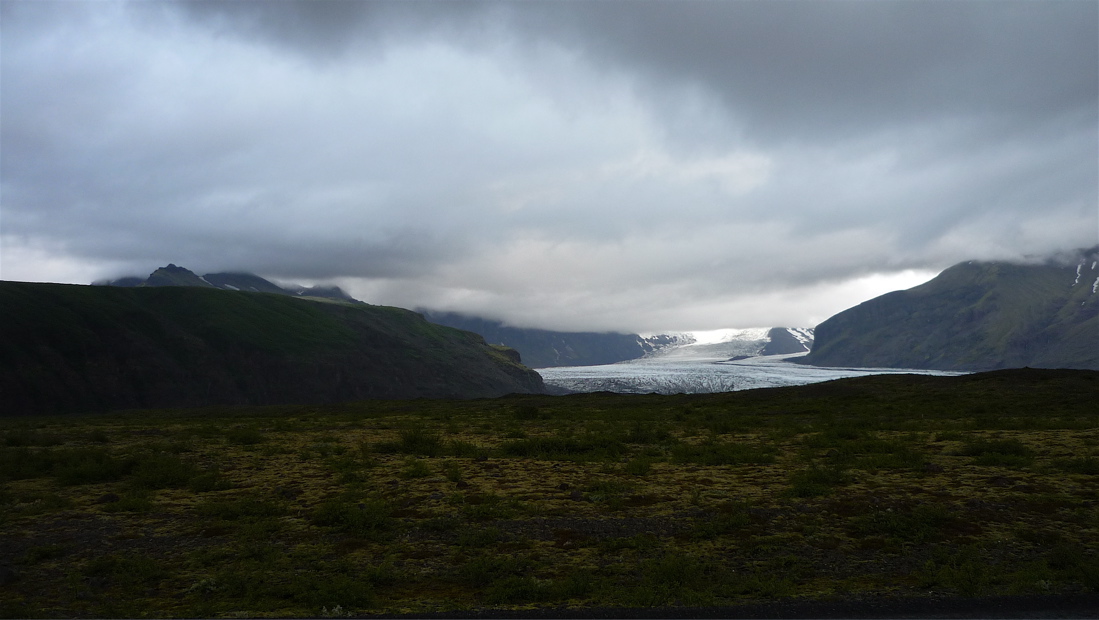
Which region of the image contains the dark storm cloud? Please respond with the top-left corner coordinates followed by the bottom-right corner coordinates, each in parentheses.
top-left (171, 0), bottom-right (1097, 142)
top-left (2, 0), bottom-right (1095, 331)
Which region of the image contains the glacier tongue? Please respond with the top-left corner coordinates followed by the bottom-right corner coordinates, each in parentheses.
top-left (540, 353), bottom-right (963, 395)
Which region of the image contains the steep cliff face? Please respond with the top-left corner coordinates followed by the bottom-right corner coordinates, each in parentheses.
top-left (803, 250), bottom-right (1099, 371)
top-left (1, 282), bottom-right (544, 415)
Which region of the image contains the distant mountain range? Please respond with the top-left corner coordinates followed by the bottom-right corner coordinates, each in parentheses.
top-left (98, 264), bottom-right (360, 303)
top-left (1, 279), bottom-right (544, 415)
top-left (419, 311), bottom-right (814, 368)
top-left (803, 247), bottom-right (1099, 371)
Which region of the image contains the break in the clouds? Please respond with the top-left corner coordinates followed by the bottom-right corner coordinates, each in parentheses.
top-left (2, 0), bottom-right (1096, 332)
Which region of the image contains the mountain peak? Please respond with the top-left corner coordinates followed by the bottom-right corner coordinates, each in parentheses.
top-left (99, 266), bottom-right (363, 303)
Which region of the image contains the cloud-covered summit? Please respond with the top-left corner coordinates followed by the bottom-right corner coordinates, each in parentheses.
top-left (2, 0), bottom-right (1095, 332)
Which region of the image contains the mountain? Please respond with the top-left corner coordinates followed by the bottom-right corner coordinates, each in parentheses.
top-left (760, 327), bottom-right (815, 356)
top-left (802, 248), bottom-right (1099, 371)
top-left (642, 327), bottom-right (814, 362)
top-left (98, 265), bottom-right (360, 303)
top-left (419, 311), bottom-right (815, 368)
top-left (417, 311), bottom-right (664, 368)
top-left (1, 282), bottom-right (544, 415)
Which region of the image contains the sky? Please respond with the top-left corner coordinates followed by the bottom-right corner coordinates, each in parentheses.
top-left (2, 0), bottom-right (1097, 333)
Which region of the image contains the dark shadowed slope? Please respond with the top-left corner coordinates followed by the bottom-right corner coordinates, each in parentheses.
top-left (0, 282), bottom-right (544, 415)
top-left (803, 249), bottom-right (1099, 371)
top-left (418, 310), bottom-right (659, 368)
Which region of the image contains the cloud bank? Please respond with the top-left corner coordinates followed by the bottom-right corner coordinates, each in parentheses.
top-left (2, 0), bottom-right (1095, 331)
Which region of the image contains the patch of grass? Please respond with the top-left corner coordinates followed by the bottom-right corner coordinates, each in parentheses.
top-left (692, 503), bottom-right (752, 539)
top-left (512, 405), bottom-right (546, 420)
top-left (851, 503), bottom-right (956, 544)
top-left (456, 526), bottom-right (502, 548)
top-left (1048, 544), bottom-right (1099, 591)
top-left (53, 447), bottom-right (133, 486)
top-left (18, 543), bottom-right (69, 564)
top-left (196, 496), bottom-right (286, 521)
top-left (461, 493), bottom-right (517, 521)
top-left (598, 533), bottom-right (661, 553)
top-left (224, 427), bottom-right (265, 446)
top-left (1052, 457), bottom-right (1099, 475)
top-left (454, 555), bottom-right (529, 587)
top-left (919, 545), bottom-right (994, 596)
top-left (447, 439), bottom-right (488, 458)
top-left (102, 491), bottom-right (154, 513)
top-left (5, 491), bottom-right (73, 516)
top-left (670, 441), bottom-right (776, 466)
top-left (786, 465), bottom-right (849, 497)
top-left (130, 451), bottom-right (200, 489)
top-left (620, 552), bottom-right (714, 607)
top-left (962, 438), bottom-right (1035, 467)
top-left (188, 469), bottom-right (233, 492)
top-left (624, 421), bottom-right (673, 445)
top-left (624, 456), bottom-right (653, 476)
top-left (83, 553), bottom-right (167, 590)
top-left (440, 459), bottom-right (463, 482)
top-left (375, 428), bottom-right (444, 457)
top-left (500, 434), bottom-right (627, 461)
top-left (312, 498), bottom-right (395, 539)
top-left (583, 480), bottom-right (634, 510)
top-left (400, 458), bottom-right (432, 479)
top-left (2, 429), bottom-right (63, 447)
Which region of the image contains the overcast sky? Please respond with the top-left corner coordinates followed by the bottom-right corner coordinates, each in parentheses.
top-left (2, 0), bottom-right (1096, 332)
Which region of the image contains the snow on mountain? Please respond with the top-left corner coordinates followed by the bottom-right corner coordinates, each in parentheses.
top-left (788, 327), bottom-right (815, 347)
top-left (638, 327), bottom-right (813, 361)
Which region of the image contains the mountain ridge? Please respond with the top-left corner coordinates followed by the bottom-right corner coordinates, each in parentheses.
top-left (98, 264), bottom-right (360, 304)
top-left (1, 281), bottom-right (545, 415)
top-left (420, 311), bottom-right (814, 367)
top-left (802, 248), bottom-right (1099, 371)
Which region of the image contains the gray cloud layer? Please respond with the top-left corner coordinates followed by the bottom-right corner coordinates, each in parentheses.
top-left (2, 0), bottom-right (1096, 331)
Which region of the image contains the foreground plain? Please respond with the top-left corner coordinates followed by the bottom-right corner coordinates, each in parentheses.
top-left (1, 369), bottom-right (1097, 617)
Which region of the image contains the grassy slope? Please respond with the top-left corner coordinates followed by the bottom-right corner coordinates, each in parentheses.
top-left (0, 282), bottom-right (543, 415)
top-left (805, 261), bottom-right (1099, 370)
top-left (0, 369), bottom-right (1096, 617)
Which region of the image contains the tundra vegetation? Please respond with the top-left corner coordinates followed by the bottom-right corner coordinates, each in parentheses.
top-left (1, 369), bottom-right (1097, 617)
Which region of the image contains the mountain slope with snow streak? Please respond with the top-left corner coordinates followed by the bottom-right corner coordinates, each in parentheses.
top-left (804, 248), bottom-right (1099, 371)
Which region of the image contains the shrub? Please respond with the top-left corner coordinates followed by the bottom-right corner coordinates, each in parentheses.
top-left (624, 456), bottom-right (653, 476)
top-left (786, 466), bottom-right (848, 497)
top-left (225, 427), bottom-right (265, 446)
top-left (312, 498), bottom-right (394, 538)
top-left (52, 448), bottom-right (132, 486)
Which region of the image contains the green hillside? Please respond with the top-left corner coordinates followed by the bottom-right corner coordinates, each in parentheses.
top-left (0, 282), bottom-right (544, 415)
top-left (804, 251), bottom-right (1099, 371)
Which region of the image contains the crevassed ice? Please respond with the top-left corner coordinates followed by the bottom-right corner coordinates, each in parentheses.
top-left (539, 353), bottom-right (963, 395)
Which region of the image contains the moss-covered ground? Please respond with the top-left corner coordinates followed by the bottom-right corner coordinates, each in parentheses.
top-left (1, 369), bottom-right (1097, 617)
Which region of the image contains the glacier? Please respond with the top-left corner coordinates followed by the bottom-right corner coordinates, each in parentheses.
top-left (539, 334), bottom-right (962, 395)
